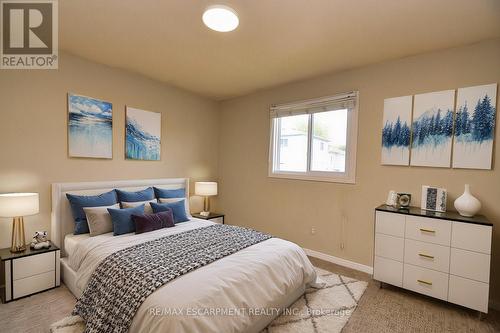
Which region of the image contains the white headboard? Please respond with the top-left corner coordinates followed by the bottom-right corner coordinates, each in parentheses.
top-left (51, 178), bottom-right (189, 257)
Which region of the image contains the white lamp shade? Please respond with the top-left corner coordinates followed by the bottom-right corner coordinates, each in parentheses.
top-left (195, 182), bottom-right (218, 196)
top-left (0, 193), bottom-right (39, 217)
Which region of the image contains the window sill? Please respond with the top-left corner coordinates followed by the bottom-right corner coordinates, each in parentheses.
top-left (268, 172), bottom-right (356, 184)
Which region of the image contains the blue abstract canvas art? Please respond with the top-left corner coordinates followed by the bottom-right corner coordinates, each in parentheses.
top-left (68, 94), bottom-right (113, 159)
top-left (126, 107), bottom-right (161, 160)
top-left (381, 96), bottom-right (412, 165)
top-left (410, 90), bottom-right (455, 167)
top-left (452, 83), bottom-right (497, 169)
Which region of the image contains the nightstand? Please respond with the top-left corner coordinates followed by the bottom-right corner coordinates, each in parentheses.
top-left (0, 241), bottom-right (60, 303)
top-left (192, 212), bottom-right (225, 224)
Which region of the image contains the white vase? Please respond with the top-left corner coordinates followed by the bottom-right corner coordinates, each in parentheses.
top-left (454, 184), bottom-right (481, 217)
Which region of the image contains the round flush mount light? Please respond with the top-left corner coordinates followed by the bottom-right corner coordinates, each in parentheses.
top-left (202, 5), bottom-right (239, 32)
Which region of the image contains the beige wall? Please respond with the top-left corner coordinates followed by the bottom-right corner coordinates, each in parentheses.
top-left (0, 52), bottom-right (219, 248)
top-left (218, 39), bottom-right (500, 304)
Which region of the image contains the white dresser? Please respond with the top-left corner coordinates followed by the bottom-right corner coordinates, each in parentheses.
top-left (373, 205), bottom-right (492, 313)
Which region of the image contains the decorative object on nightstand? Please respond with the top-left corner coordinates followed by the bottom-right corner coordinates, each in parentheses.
top-left (30, 231), bottom-right (51, 250)
top-left (0, 241), bottom-right (60, 303)
top-left (421, 185), bottom-right (447, 213)
top-left (0, 193), bottom-right (39, 253)
top-left (454, 184), bottom-right (482, 217)
top-left (195, 182), bottom-right (218, 216)
top-left (192, 212), bottom-right (225, 224)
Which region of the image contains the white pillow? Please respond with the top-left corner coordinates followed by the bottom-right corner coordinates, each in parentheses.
top-left (121, 199), bottom-right (156, 214)
top-left (83, 204), bottom-right (120, 237)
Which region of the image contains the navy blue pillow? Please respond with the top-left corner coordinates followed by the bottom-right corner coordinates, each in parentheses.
top-left (153, 187), bottom-right (185, 199)
top-left (151, 201), bottom-right (189, 223)
top-left (66, 190), bottom-right (117, 235)
top-left (116, 187), bottom-right (154, 202)
top-left (108, 204), bottom-right (145, 236)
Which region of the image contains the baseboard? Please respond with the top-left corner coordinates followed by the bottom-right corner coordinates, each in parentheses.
top-left (489, 299), bottom-right (500, 311)
top-left (303, 248), bottom-right (373, 275)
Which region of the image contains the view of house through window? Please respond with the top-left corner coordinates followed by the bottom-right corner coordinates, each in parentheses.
top-left (275, 109), bottom-right (348, 173)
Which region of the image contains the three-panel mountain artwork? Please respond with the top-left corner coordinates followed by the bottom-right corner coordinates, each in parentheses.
top-left (381, 83), bottom-right (497, 169)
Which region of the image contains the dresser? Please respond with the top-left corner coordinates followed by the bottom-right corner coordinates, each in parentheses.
top-left (0, 242), bottom-right (60, 303)
top-left (373, 205), bottom-right (492, 313)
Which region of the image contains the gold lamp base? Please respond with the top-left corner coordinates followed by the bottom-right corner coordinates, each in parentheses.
top-left (11, 216), bottom-right (26, 253)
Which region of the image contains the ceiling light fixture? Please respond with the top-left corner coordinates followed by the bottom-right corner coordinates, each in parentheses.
top-left (202, 5), bottom-right (239, 32)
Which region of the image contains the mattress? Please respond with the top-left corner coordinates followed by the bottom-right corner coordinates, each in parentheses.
top-left (66, 219), bottom-right (318, 333)
top-left (64, 233), bottom-right (91, 258)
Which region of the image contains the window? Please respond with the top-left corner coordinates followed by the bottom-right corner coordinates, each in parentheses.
top-left (269, 91), bottom-right (358, 183)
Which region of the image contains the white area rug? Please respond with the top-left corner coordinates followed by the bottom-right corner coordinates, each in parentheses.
top-left (50, 267), bottom-right (367, 333)
top-left (262, 267), bottom-right (368, 333)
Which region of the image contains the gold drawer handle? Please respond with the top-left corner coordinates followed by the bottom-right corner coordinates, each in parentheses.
top-left (418, 253), bottom-right (434, 259)
top-left (419, 228), bottom-right (436, 233)
top-left (417, 279), bottom-right (433, 286)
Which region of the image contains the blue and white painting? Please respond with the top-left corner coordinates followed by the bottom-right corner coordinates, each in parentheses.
top-left (452, 84), bottom-right (497, 169)
top-left (125, 107), bottom-right (161, 160)
top-left (68, 94), bottom-right (113, 158)
top-left (410, 90), bottom-right (455, 168)
top-left (381, 95), bottom-right (412, 165)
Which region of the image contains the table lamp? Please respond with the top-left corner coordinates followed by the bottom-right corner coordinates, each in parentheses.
top-left (195, 182), bottom-right (218, 216)
top-left (0, 193), bottom-right (39, 253)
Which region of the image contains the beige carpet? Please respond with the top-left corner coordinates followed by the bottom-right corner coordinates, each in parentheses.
top-left (2, 257), bottom-right (499, 332)
top-left (50, 267), bottom-right (368, 333)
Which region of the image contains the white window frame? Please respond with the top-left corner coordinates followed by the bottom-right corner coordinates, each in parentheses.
top-left (268, 91), bottom-right (359, 184)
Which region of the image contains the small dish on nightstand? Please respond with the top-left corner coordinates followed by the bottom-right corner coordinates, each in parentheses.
top-left (192, 212), bottom-right (225, 224)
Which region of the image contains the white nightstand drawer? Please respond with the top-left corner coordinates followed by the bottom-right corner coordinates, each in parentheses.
top-left (404, 239), bottom-right (450, 273)
top-left (405, 216), bottom-right (451, 246)
top-left (13, 270), bottom-right (55, 299)
top-left (211, 217), bottom-right (224, 224)
top-left (375, 211), bottom-right (405, 237)
top-left (375, 233), bottom-right (404, 261)
top-left (451, 222), bottom-right (492, 254)
top-left (448, 275), bottom-right (489, 313)
top-left (373, 256), bottom-right (403, 287)
top-left (13, 252), bottom-right (55, 280)
top-left (450, 248), bottom-right (490, 283)
top-left (403, 264), bottom-right (449, 300)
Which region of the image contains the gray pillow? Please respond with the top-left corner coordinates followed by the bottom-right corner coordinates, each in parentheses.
top-left (121, 199), bottom-right (156, 214)
top-left (83, 204), bottom-right (120, 236)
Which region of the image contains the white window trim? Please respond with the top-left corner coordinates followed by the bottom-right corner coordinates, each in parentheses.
top-left (268, 91), bottom-right (359, 184)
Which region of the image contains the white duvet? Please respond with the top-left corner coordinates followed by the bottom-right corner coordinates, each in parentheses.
top-left (69, 219), bottom-right (318, 333)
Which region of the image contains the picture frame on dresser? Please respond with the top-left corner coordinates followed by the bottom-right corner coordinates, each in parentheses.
top-left (373, 204), bottom-right (492, 314)
top-left (0, 241), bottom-right (61, 303)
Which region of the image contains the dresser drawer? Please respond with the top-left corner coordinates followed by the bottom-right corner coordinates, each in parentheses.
top-left (13, 252), bottom-right (55, 280)
top-left (404, 239), bottom-right (450, 273)
top-left (375, 211), bottom-right (405, 237)
top-left (13, 271), bottom-right (55, 299)
top-left (373, 256), bottom-right (403, 287)
top-left (451, 222), bottom-right (492, 254)
top-left (405, 216), bottom-right (451, 246)
top-left (403, 264), bottom-right (449, 300)
top-left (375, 233), bottom-right (404, 261)
top-left (448, 275), bottom-right (489, 313)
top-left (450, 248), bottom-right (490, 283)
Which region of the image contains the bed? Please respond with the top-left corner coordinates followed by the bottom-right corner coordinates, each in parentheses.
top-left (51, 178), bottom-right (318, 333)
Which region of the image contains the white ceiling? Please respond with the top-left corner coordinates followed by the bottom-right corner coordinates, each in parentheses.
top-left (60, 0), bottom-right (500, 100)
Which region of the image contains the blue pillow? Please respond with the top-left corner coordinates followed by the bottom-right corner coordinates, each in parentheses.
top-left (116, 187), bottom-right (154, 202)
top-left (154, 187), bottom-right (185, 199)
top-left (66, 190), bottom-right (117, 235)
top-left (108, 204), bottom-right (145, 236)
top-left (151, 201), bottom-right (189, 223)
